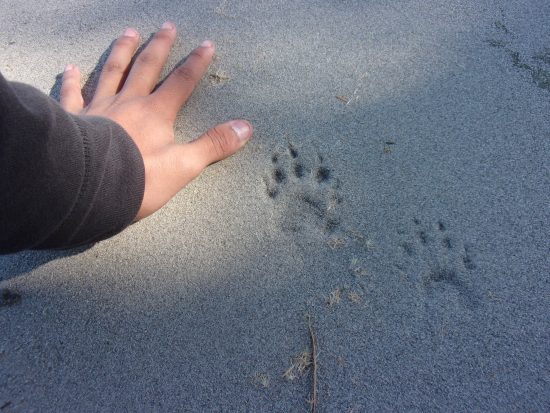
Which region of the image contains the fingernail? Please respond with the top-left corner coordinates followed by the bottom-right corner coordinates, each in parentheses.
top-left (231, 120), bottom-right (252, 141)
top-left (64, 64), bottom-right (74, 72)
top-left (123, 28), bottom-right (139, 38)
top-left (162, 21), bottom-right (175, 30)
top-left (201, 40), bottom-right (214, 48)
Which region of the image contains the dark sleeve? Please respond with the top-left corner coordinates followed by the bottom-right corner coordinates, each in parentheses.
top-left (0, 72), bottom-right (145, 254)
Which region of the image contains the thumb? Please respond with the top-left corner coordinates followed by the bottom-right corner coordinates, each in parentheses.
top-left (183, 120), bottom-right (253, 172)
top-left (136, 120), bottom-right (253, 220)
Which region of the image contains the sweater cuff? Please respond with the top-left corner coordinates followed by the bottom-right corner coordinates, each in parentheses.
top-left (36, 116), bottom-right (145, 249)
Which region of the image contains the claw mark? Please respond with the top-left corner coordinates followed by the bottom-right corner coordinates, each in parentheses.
top-left (273, 168), bottom-right (286, 183)
top-left (315, 167), bottom-right (331, 183)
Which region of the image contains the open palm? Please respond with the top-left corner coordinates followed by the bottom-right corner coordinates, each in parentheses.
top-left (59, 22), bottom-right (252, 220)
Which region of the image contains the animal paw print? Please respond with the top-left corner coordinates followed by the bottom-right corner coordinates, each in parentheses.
top-left (400, 218), bottom-right (479, 307)
top-left (264, 143), bottom-right (342, 235)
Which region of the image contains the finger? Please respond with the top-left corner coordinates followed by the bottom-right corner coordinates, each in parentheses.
top-left (152, 40), bottom-right (215, 121)
top-left (60, 64), bottom-right (84, 113)
top-left (179, 120), bottom-right (253, 175)
top-left (93, 28), bottom-right (140, 99)
top-left (122, 22), bottom-right (177, 97)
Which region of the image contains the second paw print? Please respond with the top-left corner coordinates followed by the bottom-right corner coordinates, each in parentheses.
top-left (398, 218), bottom-right (480, 308)
top-left (264, 143), bottom-right (342, 235)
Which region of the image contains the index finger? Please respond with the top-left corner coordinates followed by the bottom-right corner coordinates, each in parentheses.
top-left (152, 40), bottom-right (215, 121)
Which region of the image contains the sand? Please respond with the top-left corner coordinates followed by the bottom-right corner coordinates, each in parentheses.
top-left (1, 0), bottom-right (549, 411)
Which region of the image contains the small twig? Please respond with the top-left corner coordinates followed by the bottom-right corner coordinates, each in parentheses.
top-left (209, 71), bottom-right (231, 84)
top-left (336, 95), bottom-right (350, 104)
top-left (307, 314), bottom-right (318, 413)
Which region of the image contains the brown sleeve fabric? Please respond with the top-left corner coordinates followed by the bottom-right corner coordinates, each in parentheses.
top-left (0, 72), bottom-right (145, 253)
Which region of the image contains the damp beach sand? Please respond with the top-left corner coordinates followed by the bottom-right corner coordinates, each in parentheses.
top-left (1, 1), bottom-right (549, 411)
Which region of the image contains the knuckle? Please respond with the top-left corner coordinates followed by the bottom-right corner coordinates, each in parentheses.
top-left (205, 127), bottom-right (232, 158)
top-left (137, 51), bottom-right (160, 66)
top-left (103, 60), bottom-right (126, 75)
top-left (189, 48), bottom-right (205, 60)
top-left (174, 65), bottom-right (196, 82)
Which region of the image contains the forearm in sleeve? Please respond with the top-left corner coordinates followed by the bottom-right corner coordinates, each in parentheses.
top-left (0, 72), bottom-right (145, 253)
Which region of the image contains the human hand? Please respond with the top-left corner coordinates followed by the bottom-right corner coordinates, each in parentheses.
top-left (58, 22), bottom-right (253, 220)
